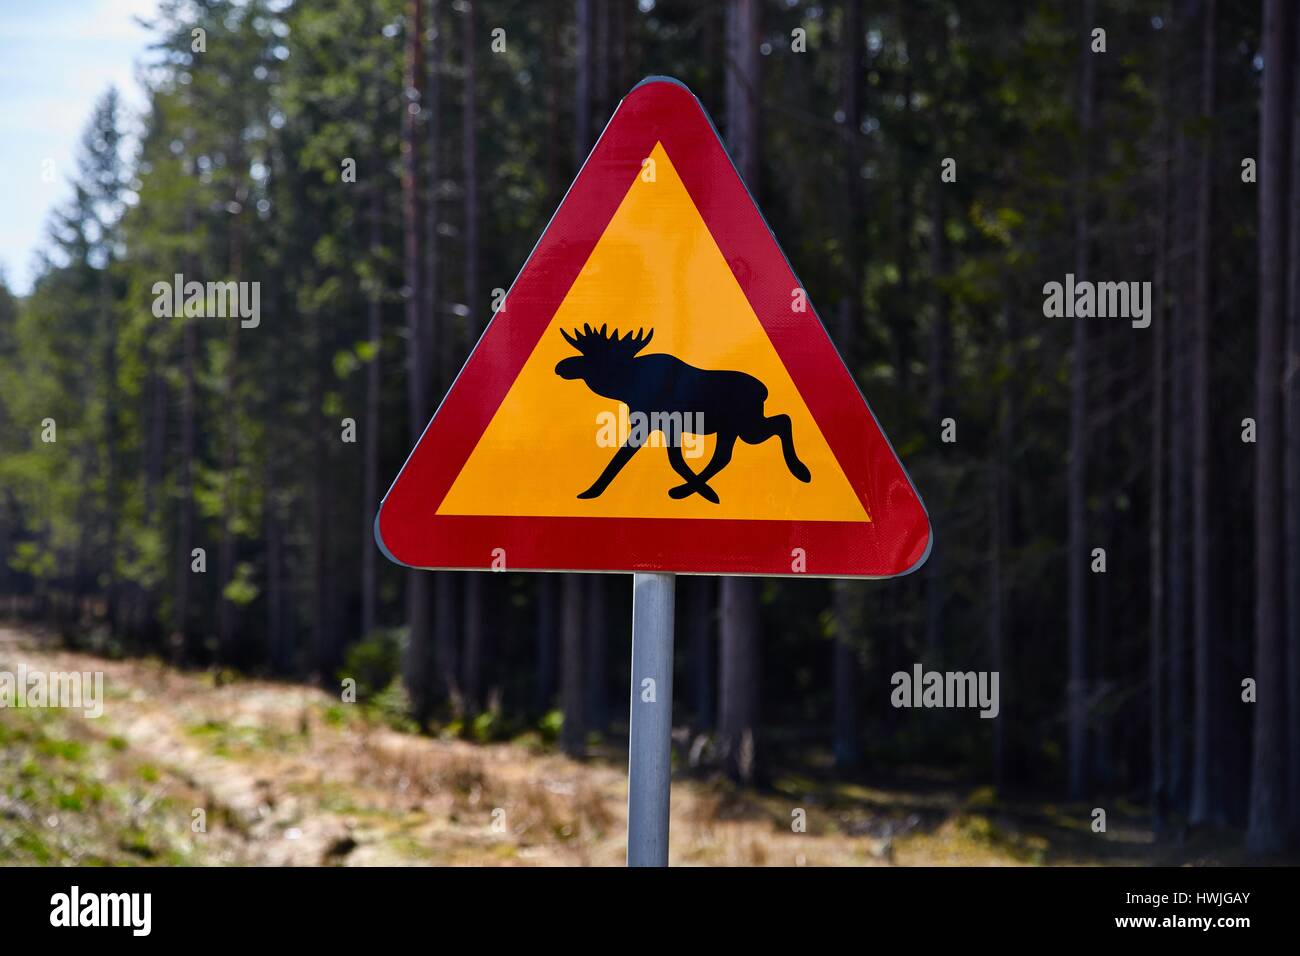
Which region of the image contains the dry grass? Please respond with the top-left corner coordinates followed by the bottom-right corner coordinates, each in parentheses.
top-left (0, 625), bottom-right (1252, 866)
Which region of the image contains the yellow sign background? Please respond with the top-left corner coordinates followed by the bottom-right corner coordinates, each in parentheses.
top-left (437, 142), bottom-right (868, 523)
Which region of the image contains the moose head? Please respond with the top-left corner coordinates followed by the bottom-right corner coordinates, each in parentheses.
top-left (554, 324), bottom-right (654, 387)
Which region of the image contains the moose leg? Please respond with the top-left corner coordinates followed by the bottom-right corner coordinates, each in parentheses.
top-left (741, 414), bottom-right (811, 483)
top-left (578, 436), bottom-right (643, 498)
top-left (666, 443), bottom-right (720, 504)
top-left (670, 432), bottom-right (736, 502)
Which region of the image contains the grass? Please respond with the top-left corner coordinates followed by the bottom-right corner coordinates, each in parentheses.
top-left (0, 707), bottom-right (203, 865)
top-left (0, 623), bottom-right (1275, 867)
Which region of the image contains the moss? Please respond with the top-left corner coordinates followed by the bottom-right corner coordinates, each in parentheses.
top-left (185, 719), bottom-right (228, 738)
top-left (118, 829), bottom-right (158, 859)
top-left (11, 831), bottom-right (54, 864)
top-left (35, 737), bottom-right (86, 762)
top-left (321, 704), bottom-right (349, 726)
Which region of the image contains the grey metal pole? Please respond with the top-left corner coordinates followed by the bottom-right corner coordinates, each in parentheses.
top-left (627, 571), bottom-right (676, 866)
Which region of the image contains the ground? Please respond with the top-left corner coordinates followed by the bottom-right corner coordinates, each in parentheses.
top-left (0, 625), bottom-right (1252, 866)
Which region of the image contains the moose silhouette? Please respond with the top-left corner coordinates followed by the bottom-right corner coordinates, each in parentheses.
top-left (555, 324), bottom-right (812, 503)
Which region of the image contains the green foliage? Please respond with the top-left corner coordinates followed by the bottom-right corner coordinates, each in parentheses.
top-left (367, 679), bottom-right (418, 733)
top-left (469, 708), bottom-right (500, 744)
top-left (537, 709), bottom-right (565, 746)
top-left (339, 627), bottom-right (404, 701)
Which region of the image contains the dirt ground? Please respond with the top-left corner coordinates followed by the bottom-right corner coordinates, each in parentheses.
top-left (0, 625), bottom-right (1248, 866)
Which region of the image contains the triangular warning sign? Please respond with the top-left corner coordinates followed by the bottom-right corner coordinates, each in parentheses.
top-left (376, 77), bottom-right (930, 578)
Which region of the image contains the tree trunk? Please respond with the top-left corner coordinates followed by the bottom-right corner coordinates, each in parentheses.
top-left (424, 0), bottom-right (441, 386)
top-left (585, 575), bottom-right (608, 734)
top-left (575, 0), bottom-right (592, 162)
top-left (217, 159), bottom-right (244, 663)
top-left (1247, 0), bottom-right (1293, 857)
top-left (434, 574), bottom-right (459, 704)
top-left (1067, 0), bottom-right (1096, 801)
top-left (688, 576), bottom-right (715, 730)
top-left (1189, 0), bottom-right (1217, 827)
top-left (310, 309), bottom-right (332, 681)
top-left (1149, 43), bottom-right (1171, 831)
top-left (990, 434), bottom-right (1006, 794)
top-left (720, 574), bottom-right (759, 783)
top-left (992, 297), bottom-right (1015, 794)
top-left (176, 195), bottom-right (198, 665)
top-left (462, 0), bottom-right (479, 345)
top-left (830, 0), bottom-right (864, 774)
top-left (613, 0), bottom-right (630, 95)
top-left (534, 576), bottom-right (558, 714)
top-left (724, 0), bottom-right (760, 192)
top-left (544, 1), bottom-right (560, 206)
top-left (265, 474), bottom-right (286, 673)
top-left (1168, 106), bottom-right (1190, 816)
top-left (718, 0), bottom-right (762, 785)
top-left (361, 132), bottom-right (382, 643)
top-left (402, 0), bottom-right (432, 720)
top-left (594, 0), bottom-right (610, 124)
top-left (832, 581), bottom-right (861, 771)
top-left (457, 0), bottom-right (484, 718)
top-left (462, 574), bottom-right (483, 712)
top-left (142, 348), bottom-right (167, 643)
top-left (560, 574), bottom-right (585, 756)
top-left (1283, 0), bottom-right (1300, 837)
top-left (925, 181), bottom-right (949, 663)
top-left (99, 256), bottom-right (118, 636)
top-left (892, 5), bottom-right (915, 395)
top-left (424, 1), bottom-right (459, 707)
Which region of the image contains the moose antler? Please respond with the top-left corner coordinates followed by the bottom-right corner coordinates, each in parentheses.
top-left (561, 324), bottom-right (654, 356)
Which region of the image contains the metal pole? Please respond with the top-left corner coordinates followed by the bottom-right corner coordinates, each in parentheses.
top-left (627, 571), bottom-right (675, 866)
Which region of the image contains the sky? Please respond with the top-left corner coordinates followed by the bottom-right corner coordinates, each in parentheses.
top-left (0, 0), bottom-right (156, 295)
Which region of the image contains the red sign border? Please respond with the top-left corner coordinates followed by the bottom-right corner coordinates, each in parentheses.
top-left (376, 77), bottom-right (931, 578)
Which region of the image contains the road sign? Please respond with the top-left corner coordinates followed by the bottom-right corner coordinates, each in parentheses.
top-left (376, 75), bottom-right (930, 578)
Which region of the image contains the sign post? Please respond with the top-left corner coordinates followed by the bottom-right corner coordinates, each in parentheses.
top-left (375, 76), bottom-right (931, 867)
top-left (626, 572), bottom-right (676, 866)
